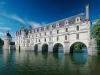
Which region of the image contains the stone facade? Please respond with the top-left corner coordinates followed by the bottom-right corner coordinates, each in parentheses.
top-left (15, 5), bottom-right (97, 55)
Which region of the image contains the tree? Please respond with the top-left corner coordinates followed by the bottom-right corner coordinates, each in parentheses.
top-left (92, 19), bottom-right (100, 54)
top-left (0, 38), bottom-right (4, 47)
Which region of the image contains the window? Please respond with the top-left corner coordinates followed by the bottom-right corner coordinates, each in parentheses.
top-left (36, 34), bottom-right (37, 37)
top-left (76, 26), bottom-right (79, 31)
top-left (57, 30), bottom-right (59, 34)
top-left (39, 33), bottom-right (41, 36)
top-left (45, 38), bottom-right (46, 42)
top-left (39, 39), bottom-right (40, 42)
top-left (50, 31), bottom-right (52, 35)
top-left (44, 32), bottom-right (46, 36)
top-left (57, 36), bottom-right (59, 41)
top-left (49, 37), bottom-right (51, 41)
top-left (36, 39), bottom-right (37, 42)
top-left (76, 34), bottom-right (79, 39)
top-left (76, 17), bottom-right (80, 23)
top-left (65, 35), bottom-right (67, 40)
top-left (66, 28), bottom-right (68, 32)
top-left (65, 20), bottom-right (69, 25)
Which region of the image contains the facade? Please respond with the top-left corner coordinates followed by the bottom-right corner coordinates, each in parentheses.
top-left (15, 5), bottom-right (97, 55)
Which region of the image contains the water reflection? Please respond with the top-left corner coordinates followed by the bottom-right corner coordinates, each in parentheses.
top-left (0, 50), bottom-right (100, 75)
top-left (70, 53), bottom-right (88, 64)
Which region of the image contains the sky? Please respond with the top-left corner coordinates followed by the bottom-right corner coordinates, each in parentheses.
top-left (0, 0), bottom-right (100, 39)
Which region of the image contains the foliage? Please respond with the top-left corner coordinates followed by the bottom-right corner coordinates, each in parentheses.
top-left (92, 19), bottom-right (100, 53)
top-left (0, 38), bottom-right (4, 47)
top-left (71, 42), bottom-right (86, 53)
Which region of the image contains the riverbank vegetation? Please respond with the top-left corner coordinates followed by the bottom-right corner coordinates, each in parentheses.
top-left (0, 38), bottom-right (4, 48)
top-left (92, 19), bottom-right (100, 54)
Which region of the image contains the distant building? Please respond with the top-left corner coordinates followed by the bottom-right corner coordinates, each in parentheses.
top-left (15, 4), bottom-right (97, 55)
top-left (3, 32), bottom-right (15, 50)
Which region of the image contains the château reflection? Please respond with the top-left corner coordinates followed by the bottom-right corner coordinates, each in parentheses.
top-left (0, 50), bottom-right (100, 75)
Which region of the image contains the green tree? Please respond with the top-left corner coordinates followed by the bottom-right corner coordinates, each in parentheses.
top-left (92, 19), bottom-right (100, 53)
top-left (0, 38), bottom-right (4, 47)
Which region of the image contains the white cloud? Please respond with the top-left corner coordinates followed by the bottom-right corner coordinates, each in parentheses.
top-left (0, 26), bottom-right (11, 30)
top-left (0, 13), bottom-right (25, 24)
top-left (27, 21), bottom-right (41, 28)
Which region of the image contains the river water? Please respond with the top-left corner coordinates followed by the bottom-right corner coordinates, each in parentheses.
top-left (0, 49), bottom-right (100, 75)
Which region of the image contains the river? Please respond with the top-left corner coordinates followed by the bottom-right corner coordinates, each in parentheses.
top-left (0, 49), bottom-right (100, 75)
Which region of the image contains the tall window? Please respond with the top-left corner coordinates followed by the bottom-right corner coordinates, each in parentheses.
top-left (36, 34), bottom-right (37, 37)
top-left (45, 38), bottom-right (46, 42)
top-left (65, 35), bottom-right (67, 40)
top-left (66, 28), bottom-right (68, 32)
top-left (44, 32), bottom-right (46, 36)
top-left (57, 36), bottom-right (59, 41)
top-left (39, 33), bottom-right (41, 36)
top-left (76, 34), bottom-right (79, 39)
top-left (49, 37), bottom-right (51, 41)
top-left (76, 26), bottom-right (79, 31)
top-left (50, 31), bottom-right (52, 35)
top-left (57, 30), bottom-right (59, 34)
top-left (39, 39), bottom-right (40, 42)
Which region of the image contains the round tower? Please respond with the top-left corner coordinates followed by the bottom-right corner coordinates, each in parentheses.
top-left (3, 31), bottom-right (12, 50)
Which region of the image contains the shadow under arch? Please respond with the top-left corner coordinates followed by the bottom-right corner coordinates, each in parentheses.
top-left (53, 43), bottom-right (64, 53)
top-left (70, 42), bottom-right (87, 53)
top-left (42, 44), bottom-right (48, 53)
top-left (34, 44), bottom-right (38, 52)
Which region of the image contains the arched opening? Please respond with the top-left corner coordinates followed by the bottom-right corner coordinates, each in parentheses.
top-left (34, 44), bottom-right (38, 52)
top-left (70, 42), bottom-right (87, 53)
top-left (42, 44), bottom-right (48, 53)
top-left (53, 43), bottom-right (64, 53)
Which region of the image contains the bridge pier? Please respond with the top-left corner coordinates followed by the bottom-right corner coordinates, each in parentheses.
top-left (48, 42), bottom-right (53, 52)
top-left (64, 42), bottom-right (70, 54)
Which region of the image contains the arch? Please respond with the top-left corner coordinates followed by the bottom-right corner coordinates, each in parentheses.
top-left (70, 42), bottom-right (87, 53)
top-left (53, 43), bottom-right (64, 53)
top-left (34, 44), bottom-right (38, 52)
top-left (42, 44), bottom-right (48, 53)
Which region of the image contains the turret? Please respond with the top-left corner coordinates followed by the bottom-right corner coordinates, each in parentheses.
top-left (86, 4), bottom-right (90, 20)
top-left (3, 31), bottom-right (12, 50)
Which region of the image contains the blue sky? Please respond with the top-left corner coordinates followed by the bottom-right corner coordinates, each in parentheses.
top-left (0, 0), bottom-right (100, 39)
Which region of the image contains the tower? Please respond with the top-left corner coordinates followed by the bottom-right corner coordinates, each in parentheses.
top-left (3, 31), bottom-right (12, 50)
top-left (86, 3), bottom-right (90, 20)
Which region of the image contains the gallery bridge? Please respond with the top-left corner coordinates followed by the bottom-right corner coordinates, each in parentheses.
top-left (15, 5), bottom-right (97, 55)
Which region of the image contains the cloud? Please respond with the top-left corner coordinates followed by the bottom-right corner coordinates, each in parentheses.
top-left (0, 13), bottom-right (45, 28)
top-left (0, 26), bottom-right (11, 30)
top-left (0, 13), bottom-right (26, 24)
top-left (27, 21), bottom-right (41, 28)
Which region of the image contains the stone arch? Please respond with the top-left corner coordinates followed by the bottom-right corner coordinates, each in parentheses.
top-left (53, 43), bottom-right (64, 53)
top-left (70, 42), bottom-right (87, 53)
top-left (34, 44), bottom-right (38, 52)
top-left (42, 43), bottom-right (48, 53)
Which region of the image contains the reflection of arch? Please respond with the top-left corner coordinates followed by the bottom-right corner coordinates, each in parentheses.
top-left (34, 44), bottom-right (38, 52)
top-left (70, 42), bottom-right (87, 53)
top-left (42, 44), bottom-right (48, 53)
top-left (53, 43), bottom-right (64, 53)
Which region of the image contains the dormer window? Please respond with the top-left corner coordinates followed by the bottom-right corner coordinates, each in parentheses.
top-left (76, 17), bottom-right (80, 23)
top-left (65, 20), bottom-right (69, 25)
top-left (56, 23), bottom-right (59, 27)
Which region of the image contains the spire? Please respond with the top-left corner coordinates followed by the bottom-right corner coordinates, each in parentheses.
top-left (86, 1), bottom-right (90, 20)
